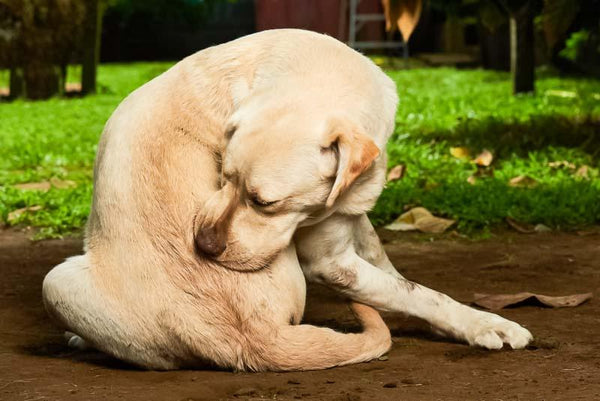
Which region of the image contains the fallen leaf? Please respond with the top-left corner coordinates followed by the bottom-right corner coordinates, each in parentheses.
top-left (450, 147), bottom-right (470, 160)
top-left (548, 160), bottom-right (576, 169)
top-left (385, 207), bottom-right (455, 234)
top-left (534, 224), bottom-right (552, 233)
top-left (508, 175), bottom-right (538, 188)
top-left (473, 292), bottom-right (593, 310)
top-left (575, 165), bottom-right (589, 179)
top-left (50, 177), bottom-right (77, 189)
top-left (506, 217), bottom-right (535, 233)
top-left (384, 221), bottom-right (416, 231)
top-left (467, 175), bottom-right (477, 185)
top-left (387, 164), bottom-right (406, 182)
top-left (449, 230), bottom-right (468, 239)
top-left (576, 228), bottom-right (600, 236)
top-left (545, 89), bottom-right (577, 98)
top-left (14, 178), bottom-right (77, 191)
top-left (14, 181), bottom-right (51, 191)
top-left (7, 205), bottom-right (42, 223)
top-left (472, 150), bottom-right (493, 167)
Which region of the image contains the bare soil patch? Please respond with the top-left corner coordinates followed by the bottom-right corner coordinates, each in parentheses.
top-left (1, 229), bottom-right (599, 400)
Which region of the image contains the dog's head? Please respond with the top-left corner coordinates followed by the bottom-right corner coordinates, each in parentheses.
top-left (193, 96), bottom-right (381, 271)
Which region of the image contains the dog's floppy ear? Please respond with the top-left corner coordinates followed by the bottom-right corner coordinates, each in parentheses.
top-left (323, 119), bottom-right (380, 208)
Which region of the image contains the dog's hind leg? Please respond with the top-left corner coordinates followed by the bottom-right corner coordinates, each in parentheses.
top-left (42, 255), bottom-right (179, 369)
top-left (42, 255), bottom-right (124, 354)
top-left (247, 302), bottom-right (390, 371)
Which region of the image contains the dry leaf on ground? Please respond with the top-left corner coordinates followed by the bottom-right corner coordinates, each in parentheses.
top-left (534, 224), bottom-right (552, 233)
top-left (50, 177), bottom-right (77, 189)
top-left (450, 147), bottom-right (470, 160)
top-left (506, 218), bottom-right (551, 234)
top-left (387, 165), bottom-right (406, 182)
top-left (575, 165), bottom-right (589, 179)
top-left (506, 217), bottom-right (535, 233)
top-left (473, 292), bottom-right (593, 310)
top-left (467, 175), bottom-right (477, 185)
top-left (545, 89), bottom-right (577, 98)
top-left (509, 175), bottom-right (538, 187)
top-left (384, 207), bottom-right (455, 234)
top-left (472, 150), bottom-right (493, 167)
top-left (14, 182), bottom-right (51, 191)
top-left (548, 161), bottom-right (576, 169)
top-left (7, 205), bottom-right (42, 223)
top-left (14, 178), bottom-right (77, 191)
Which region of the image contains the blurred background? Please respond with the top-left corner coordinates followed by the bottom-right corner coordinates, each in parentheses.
top-left (0, 0), bottom-right (599, 238)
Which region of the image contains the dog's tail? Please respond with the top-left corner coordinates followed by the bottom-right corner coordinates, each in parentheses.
top-left (248, 302), bottom-right (391, 371)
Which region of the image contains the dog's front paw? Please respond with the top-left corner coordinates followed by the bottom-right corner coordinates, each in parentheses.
top-left (465, 312), bottom-right (533, 350)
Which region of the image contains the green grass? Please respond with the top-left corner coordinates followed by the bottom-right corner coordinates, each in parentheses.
top-left (0, 63), bottom-right (599, 238)
top-left (0, 63), bottom-right (174, 238)
top-left (371, 67), bottom-right (600, 232)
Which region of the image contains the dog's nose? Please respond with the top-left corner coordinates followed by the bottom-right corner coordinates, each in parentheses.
top-left (195, 226), bottom-right (226, 257)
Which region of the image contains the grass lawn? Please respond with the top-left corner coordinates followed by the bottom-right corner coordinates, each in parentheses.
top-left (1, 62), bottom-right (599, 238)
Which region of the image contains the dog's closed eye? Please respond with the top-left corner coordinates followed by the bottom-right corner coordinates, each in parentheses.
top-left (250, 193), bottom-right (277, 207)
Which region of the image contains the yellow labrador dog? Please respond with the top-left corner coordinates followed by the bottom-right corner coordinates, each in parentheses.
top-left (43, 29), bottom-right (532, 371)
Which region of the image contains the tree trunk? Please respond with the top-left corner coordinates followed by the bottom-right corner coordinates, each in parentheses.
top-left (443, 15), bottom-right (466, 53)
top-left (24, 62), bottom-right (63, 100)
top-left (81, 0), bottom-right (103, 95)
top-left (509, 2), bottom-right (535, 94)
top-left (9, 67), bottom-right (25, 99)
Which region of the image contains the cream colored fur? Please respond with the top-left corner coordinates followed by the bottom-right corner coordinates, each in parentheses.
top-left (42, 30), bottom-right (392, 371)
top-left (43, 29), bottom-right (531, 371)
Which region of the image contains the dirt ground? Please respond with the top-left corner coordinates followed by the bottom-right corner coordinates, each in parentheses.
top-left (1, 229), bottom-right (599, 401)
